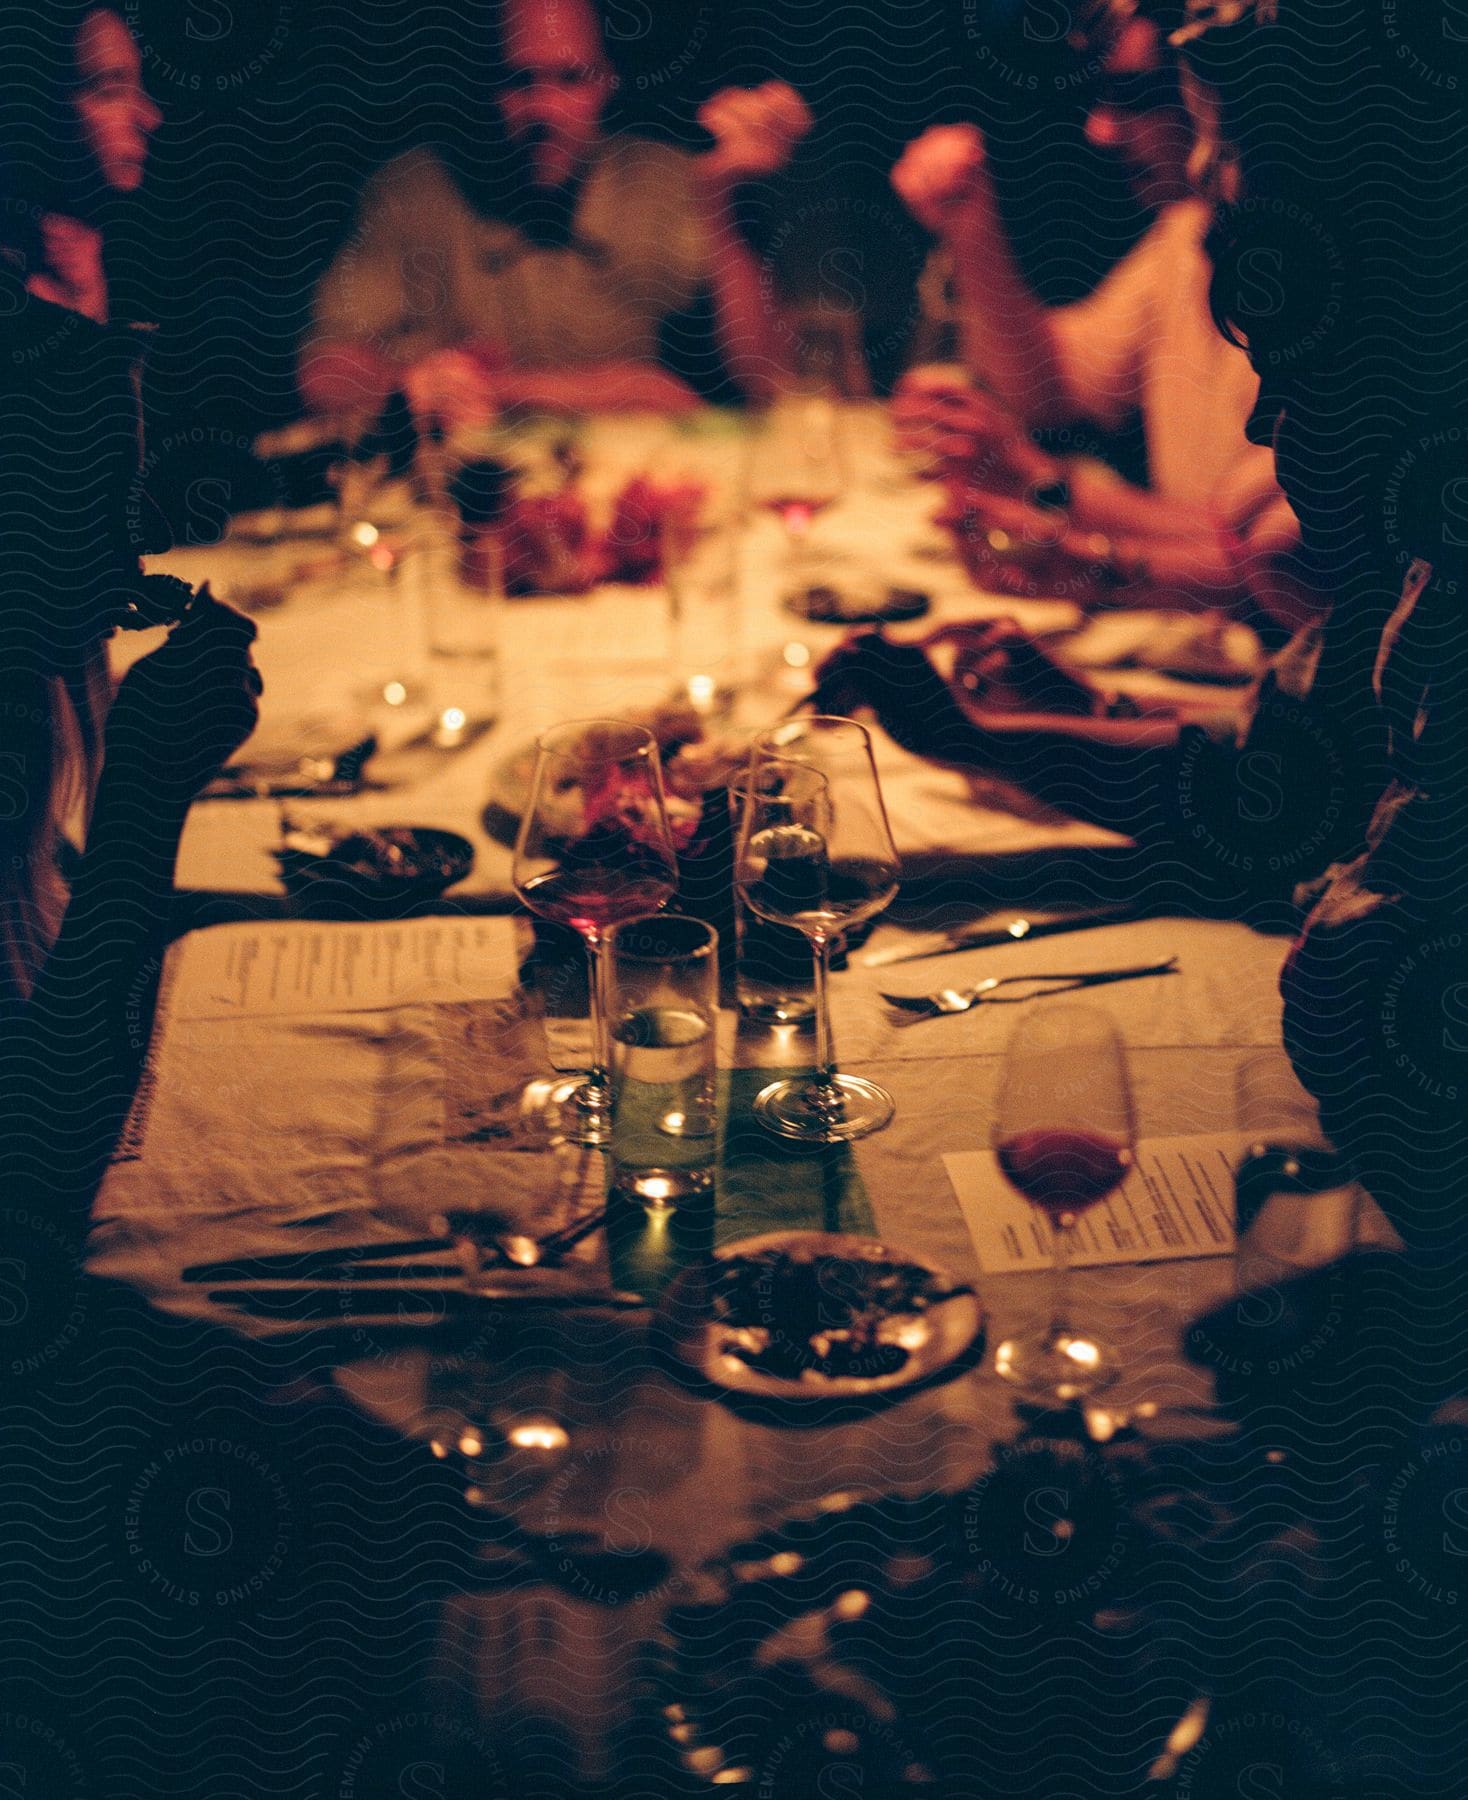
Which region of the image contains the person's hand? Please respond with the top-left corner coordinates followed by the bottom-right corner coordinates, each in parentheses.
top-left (809, 630), bottom-right (992, 763)
top-left (696, 82), bottom-right (813, 185)
top-left (104, 589), bottom-right (262, 806)
top-left (891, 370), bottom-right (1053, 489)
top-left (891, 124), bottom-right (990, 237)
top-left (931, 619), bottom-right (1097, 716)
top-left (401, 347), bottom-right (500, 434)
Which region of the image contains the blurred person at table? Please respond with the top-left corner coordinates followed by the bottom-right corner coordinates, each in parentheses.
top-left (0, 279), bottom-right (263, 1168)
top-left (300, 0), bottom-right (811, 431)
top-left (0, 5), bottom-right (262, 1170)
top-left (889, 0), bottom-right (1315, 633)
top-left (0, 0), bottom-right (167, 828)
top-left (817, 0), bottom-right (1468, 1258)
top-left (0, 260), bottom-right (493, 1800)
top-left (0, 2), bottom-right (160, 322)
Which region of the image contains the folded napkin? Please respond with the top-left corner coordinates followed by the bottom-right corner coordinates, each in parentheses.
top-left (867, 723), bottom-right (1129, 874)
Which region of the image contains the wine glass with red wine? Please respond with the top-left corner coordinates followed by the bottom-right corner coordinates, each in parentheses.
top-left (514, 720), bottom-right (679, 1147)
top-left (744, 393), bottom-right (848, 603)
top-left (990, 1004), bottom-right (1136, 1401)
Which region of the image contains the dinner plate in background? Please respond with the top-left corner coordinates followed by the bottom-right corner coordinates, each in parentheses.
top-left (658, 1230), bottom-right (983, 1404)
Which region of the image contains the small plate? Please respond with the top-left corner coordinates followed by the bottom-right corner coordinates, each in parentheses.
top-left (784, 582), bottom-right (930, 625)
top-left (661, 1229), bottom-right (983, 1401)
top-left (276, 824), bottom-right (474, 914)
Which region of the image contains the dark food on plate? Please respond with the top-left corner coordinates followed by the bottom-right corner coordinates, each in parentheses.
top-left (329, 828), bottom-right (464, 883)
top-left (709, 1245), bottom-right (968, 1382)
top-left (788, 582), bottom-right (930, 625)
top-left (277, 824), bottom-right (474, 911)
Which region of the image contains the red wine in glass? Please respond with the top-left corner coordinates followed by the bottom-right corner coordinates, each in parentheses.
top-left (519, 850), bottom-right (677, 938)
top-left (513, 721), bottom-right (679, 1148)
top-left (990, 1005), bottom-right (1136, 1400)
top-left (996, 1127), bottom-right (1133, 1227)
top-left (762, 495), bottom-right (835, 536)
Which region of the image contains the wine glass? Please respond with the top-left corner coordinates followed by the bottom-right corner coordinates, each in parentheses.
top-left (514, 720), bottom-right (679, 1147)
top-left (743, 392), bottom-right (848, 605)
top-left (736, 716), bottom-right (900, 1142)
top-left (990, 1005), bottom-right (1137, 1402)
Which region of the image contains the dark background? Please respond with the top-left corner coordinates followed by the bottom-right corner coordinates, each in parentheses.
top-left (107, 0), bottom-right (1148, 436)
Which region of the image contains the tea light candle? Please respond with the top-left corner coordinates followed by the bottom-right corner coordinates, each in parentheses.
top-left (434, 705), bottom-right (468, 748)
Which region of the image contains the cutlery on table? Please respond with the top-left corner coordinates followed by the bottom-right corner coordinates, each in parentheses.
top-left (880, 957), bottom-right (1178, 1018)
top-left (860, 905), bottom-right (1135, 968)
top-left (208, 1284), bottom-right (649, 1319)
top-left (184, 1201), bottom-right (614, 1285)
top-left (438, 1201), bottom-right (613, 1271)
top-left (203, 733), bottom-right (378, 800)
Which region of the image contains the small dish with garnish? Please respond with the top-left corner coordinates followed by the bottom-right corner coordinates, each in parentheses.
top-left (661, 1230), bottom-right (983, 1401)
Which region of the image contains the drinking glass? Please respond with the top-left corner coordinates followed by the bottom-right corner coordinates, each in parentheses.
top-left (990, 1005), bottom-right (1137, 1401)
top-left (736, 716), bottom-right (900, 1141)
top-left (608, 916), bottom-right (719, 1210)
top-left (726, 769), bottom-right (816, 1025)
top-left (743, 392), bottom-right (848, 598)
top-left (663, 512), bottom-right (742, 721)
top-left (420, 520), bottom-right (501, 747)
top-left (514, 721), bottom-right (679, 1147)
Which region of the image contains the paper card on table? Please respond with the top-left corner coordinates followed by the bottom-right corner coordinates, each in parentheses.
top-left (944, 1132), bottom-right (1240, 1273)
top-left (170, 917), bottom-right (521, 1021)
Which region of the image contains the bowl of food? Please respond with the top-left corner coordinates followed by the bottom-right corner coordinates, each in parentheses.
top-left (276, 823), bottom-right (475, 916)
top-left (660, 1230), bottom-right (983, 1403)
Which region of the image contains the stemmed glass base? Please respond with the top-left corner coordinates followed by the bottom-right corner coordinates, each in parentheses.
top-left (994, 1328), bottom-right (1114, 1403)
top-left (752, 1073), bottom-right (894, 1144)
top-left (534, 1073), bottom-right (613, 1149)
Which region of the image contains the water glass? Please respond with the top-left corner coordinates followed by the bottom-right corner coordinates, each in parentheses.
top-left (664, 516), bottom-right (741, 720)
top-left (608, 916), bottom-right (719, 1210)
top-left (726, 772), bottom-right (816, 1025)
top-left (420, 527), bottom-right (502, 747)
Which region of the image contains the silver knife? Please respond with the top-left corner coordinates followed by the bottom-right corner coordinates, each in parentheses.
top-left (861, 906), bottom-right (1134, 968)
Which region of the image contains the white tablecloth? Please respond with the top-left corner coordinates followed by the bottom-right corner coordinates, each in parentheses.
top-left (90, 903), bottom-right (1392, 1783)
top-left (94, 408), bottom-right (1388, 1784)
top-left (122, 406), bottom-right (1140, 905)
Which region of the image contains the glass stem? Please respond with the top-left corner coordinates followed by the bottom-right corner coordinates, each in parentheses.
top-left (1050, 1215), bottom-right (1072, 1340)
top-left (586, 931), bottom-right (611, 1105)
top-left (785, 521), bottom-right (811, 585)
top-left (812, 934), bottom-right (837, 1092)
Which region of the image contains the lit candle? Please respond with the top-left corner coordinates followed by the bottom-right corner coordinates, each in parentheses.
top-left (433, 705), bottom-right (468, 748)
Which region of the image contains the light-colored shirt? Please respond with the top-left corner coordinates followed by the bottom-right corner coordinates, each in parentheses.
top-left (309, 139), bottom-right (711, 371)
top-left (1049, 197), bottom-right (1261, 509)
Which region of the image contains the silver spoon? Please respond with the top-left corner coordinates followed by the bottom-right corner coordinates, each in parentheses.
top-left (880, 958), bottom-right (1178, 1018)
top-left (437, 1202), bottom-right (614, 1271)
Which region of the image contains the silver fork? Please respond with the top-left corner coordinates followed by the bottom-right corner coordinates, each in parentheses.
top-left (880, 957), bottom-right (1178, 1018)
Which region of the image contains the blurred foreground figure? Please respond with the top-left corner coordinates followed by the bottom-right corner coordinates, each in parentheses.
top-left (302, 0), bottom-right (810, 426)
top-left (892, 0), bottom-right (1312, 628)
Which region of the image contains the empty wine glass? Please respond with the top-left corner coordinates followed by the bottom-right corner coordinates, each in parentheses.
top-left (514, 720), bottom-right (679, 1147)
top-left (736, 715), bottom-right (900, 1142)
top-left (991, 1005), bottom-right (1137, 1402)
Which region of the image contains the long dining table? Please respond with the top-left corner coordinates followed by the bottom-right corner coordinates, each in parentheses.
top-left (89, 405), bottom-right (1399, 1794)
